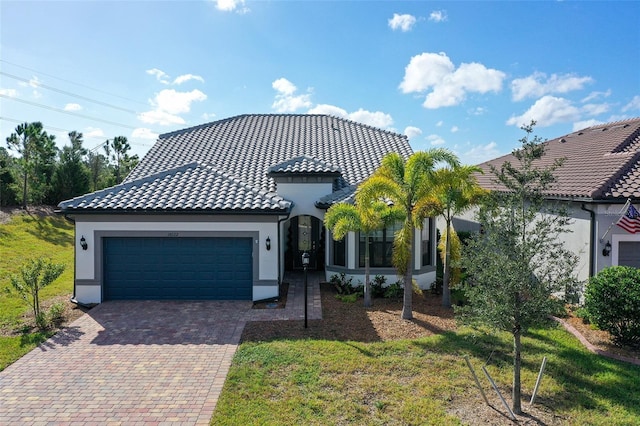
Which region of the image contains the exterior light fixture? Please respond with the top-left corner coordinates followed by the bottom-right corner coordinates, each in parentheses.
top-left (302, 251), bottom-right (310, 267)
top-left (266, 236), bottom-right (271, 251)
top-left (602, 240), bottom-right (611, 257)
top-left (80, 236), bottom-right (88, 251)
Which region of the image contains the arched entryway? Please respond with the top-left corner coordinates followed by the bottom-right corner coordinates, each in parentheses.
top-left (284, 215), bottom-right (325, 271)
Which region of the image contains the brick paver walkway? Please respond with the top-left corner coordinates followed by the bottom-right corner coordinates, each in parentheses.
top-left (0, 272), bottom-right (323, 425)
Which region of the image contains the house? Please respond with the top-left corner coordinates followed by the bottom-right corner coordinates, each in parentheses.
top-left (452, 117), bottom-right (640, 284)
top-left (58, 114), bottom-right (438, 304)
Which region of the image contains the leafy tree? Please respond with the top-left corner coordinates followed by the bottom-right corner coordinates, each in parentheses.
top-left (358, 149), bottom-right (460, 319)
top-left (104, 136), bottom-right (138, 184)
top-left (0, 147), bottom-right (18, 206)
top-left (5, 122), bottom-right (57, 209)
top-left (458, 123), bottom-right (578, 415)
top-left (324, 200), bottom-right (403, 307)
top-left (9, 257), bottom-right (65, 329)
top-left (422, 164), bottom-right (486, 308)
top-left (51, 131), bottom-right (90, 202)
top-left (86, 150), bottom-right (110, 191)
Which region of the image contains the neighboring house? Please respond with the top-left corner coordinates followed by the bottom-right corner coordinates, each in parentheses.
top-left (58, 114), bottom-right (438, 304)
top-left (452, 117), bottom-right (640, 284)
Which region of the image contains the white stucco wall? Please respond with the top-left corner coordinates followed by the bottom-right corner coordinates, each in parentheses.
top-left (72, 216), bottom-right (280, 303)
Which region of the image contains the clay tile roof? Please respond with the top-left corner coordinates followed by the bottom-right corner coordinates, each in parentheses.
top-left (59, 114), bottom-right (412, 213)
top-left (475, 117), bottom-right (640, 201)
top-left (58, 163), bottom-right (291, 213)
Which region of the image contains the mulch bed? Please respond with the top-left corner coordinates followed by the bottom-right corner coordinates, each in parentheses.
top-left (242, 282), bottom-right (457, 343)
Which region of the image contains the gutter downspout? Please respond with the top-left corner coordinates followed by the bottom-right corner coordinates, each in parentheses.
top-left (580, 203), bottom-right (595, 278)
top-left (63, 213), bottom-right (79, 304)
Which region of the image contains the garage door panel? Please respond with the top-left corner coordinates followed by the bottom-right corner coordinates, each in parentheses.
top-left (103, 237), bottom-right (253, 300)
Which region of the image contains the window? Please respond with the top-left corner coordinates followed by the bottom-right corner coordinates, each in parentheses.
top-left (421, 218), bottom-right (433, 266)
top-left (359, 223), bottom-right (402, 267)
top-left (333, 237), bottom-right (346, 266)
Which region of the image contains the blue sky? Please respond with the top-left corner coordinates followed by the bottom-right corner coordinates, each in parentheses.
top-left (1, 1), bottom-right (639, 165)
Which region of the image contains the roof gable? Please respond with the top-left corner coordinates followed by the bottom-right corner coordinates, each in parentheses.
top-left (267, 155), bottom-right (341, 176)
top-left (476, 117), bottom-right (640, 200)
top-left (59, 162), bottom-right (291, 213)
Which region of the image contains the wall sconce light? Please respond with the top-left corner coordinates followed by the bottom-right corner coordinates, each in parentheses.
top-left (266, 236), bottom-right (271, 251)
top-left (602, 240), bottom-right (611, 257)
top-left (80, 236), bottom-right (88, 251)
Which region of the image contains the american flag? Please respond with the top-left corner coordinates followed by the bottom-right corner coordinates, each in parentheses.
top-left (616, 203), bottom-right (640, 234)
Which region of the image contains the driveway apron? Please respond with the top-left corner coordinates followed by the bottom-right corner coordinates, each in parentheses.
top-left (0, 273), bottom-right (323, 425)
top-left (0, 300), bottom-right (251, 425)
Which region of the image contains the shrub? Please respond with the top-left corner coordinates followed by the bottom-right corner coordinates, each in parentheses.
top-left (47, 302), bottom-right (66, 327)
top-left (329, 273), bottom-right (363, 295)
top-left (585, 266), bottom-right (640, 348)
top-left (335, 293), bottom-right (359, 303)
top-left (384, 281), bottom-right (403, 299)
top-left (371, 275), bottom-right (387, 298)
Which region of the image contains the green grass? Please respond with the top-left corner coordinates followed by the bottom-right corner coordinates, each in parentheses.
top-left (213, 326), bottom-right (640, 425)
top-left (0, 211), bottom-right (74, 370)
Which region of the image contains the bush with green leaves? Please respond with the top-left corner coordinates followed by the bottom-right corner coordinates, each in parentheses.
top-left (383, 281), bottom-right (404, 299)
top-left (585, 266), bottom-right (640, 348)
top-left (329, 273), bottom-right (363, 296)
top-left (9, 257), bottom-right (65, 330)
top-left (370, 275), bottom-right (387, 298)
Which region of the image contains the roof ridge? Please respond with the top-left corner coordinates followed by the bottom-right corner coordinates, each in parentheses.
top-left (593, 151), bottom-right (640, 199)
top-left (610, 125), bottom-right (640, 154)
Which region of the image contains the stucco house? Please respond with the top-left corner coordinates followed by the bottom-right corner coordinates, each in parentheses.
top-left (58, 114), bottom-right (438, 304)
top-left (452, 117), bottom-right (640, 284)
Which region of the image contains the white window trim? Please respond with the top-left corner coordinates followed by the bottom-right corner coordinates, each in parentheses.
top-left (611, 233), bottom-right (640, 266)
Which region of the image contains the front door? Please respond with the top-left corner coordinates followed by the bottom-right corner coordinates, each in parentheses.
top-left (292, 215), bottom-right (322, 269)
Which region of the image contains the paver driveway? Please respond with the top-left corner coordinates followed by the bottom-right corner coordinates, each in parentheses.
top-left (0, 273), bottom-right (323, 425)
top-left (0, 300), bottom-right (251, 425)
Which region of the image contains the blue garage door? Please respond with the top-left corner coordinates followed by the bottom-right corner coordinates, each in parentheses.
top-left (103, 237), bottom-right (253, 300)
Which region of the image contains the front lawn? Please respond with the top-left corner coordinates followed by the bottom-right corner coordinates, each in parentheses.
top-left (0, 209), bottom-right (75, 371)
top-left (213, 285), bottom-right (640, 425)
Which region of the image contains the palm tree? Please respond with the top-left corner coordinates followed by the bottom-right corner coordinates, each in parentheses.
top-left (324, 200), bottom-right (403, 307)
top-left (420, 164), bottom-right (486, 308)
top-left (357, 149), bottom-right (459, 319)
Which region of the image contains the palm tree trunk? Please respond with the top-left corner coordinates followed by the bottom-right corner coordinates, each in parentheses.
top-left (364, 234), bottom-right (372, 307)
top-left (442, 218), bottom-right (452, 308)
top-left (401, 223), bottom-right (414, 320)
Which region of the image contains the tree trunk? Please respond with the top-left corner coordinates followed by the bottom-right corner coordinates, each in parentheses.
top-left (442, 218), bottom-right (452, 308)
top-left (512, 327), bottom-right (523, 415)
top-left (401, 223), bottom-right (414, 320)
top-left (364, 234), bottom-right (372, 307)
top-left (22, 169), bottom-right (28, 210)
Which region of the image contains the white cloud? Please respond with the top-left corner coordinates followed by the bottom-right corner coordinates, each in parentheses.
top-left (214, 0), bottom-right (249, 13)
top-left (623, 95), bottom-right (640, 112)
top-left (308, 104), bottom-right (349, 117)
top-left (202, 112), bottom-right (217, 121)
top-left (173, 74), bottom-right (205, 85)
top-left (271, 78), bottom-right (312, 112)
top-left (85, 127), bottom-right (105, 138)
top-left (146, 68), bottom-right (170, 84)
top-left (451, 126), bottom-right (459, 133)
top-left (581, 103), bottom-right (610, 116)
top-left (573, 120), bottom-right (602, 132)
top-left (138, 89), bottom-right (207, 125)
top-left (511, 72), bottom-right (594, 101)
top-left (131, 128), bottom-right (159, 140)
top-left (399, 52), bottom-right (505, 109)
top-left (0, 88), bottom-right (18, 97)
top-left (582, 89), bottom-right (611, 103)
top-left (64, 103), bottom-right (82, 111)
top-left (429, 10), bottom-right (448, 22)
top-left (404, 126), bottom-right (422, 140)
top-left (469, 107), bottom-right (487, 116)
top-left (427, 134), bottom-right (445, 146)
top-left (436, 120), bottom-right (443, 127)
top-left (456, 141), bottom-right (502, 166)
top-left (388, 13), bottom-right (417, 32)
top-left (506, 95), bottom-right (581, 127)
top-left (308, 104), bottom-right (394, 128)
top-left (349, 109), bottom-right (393, 128)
